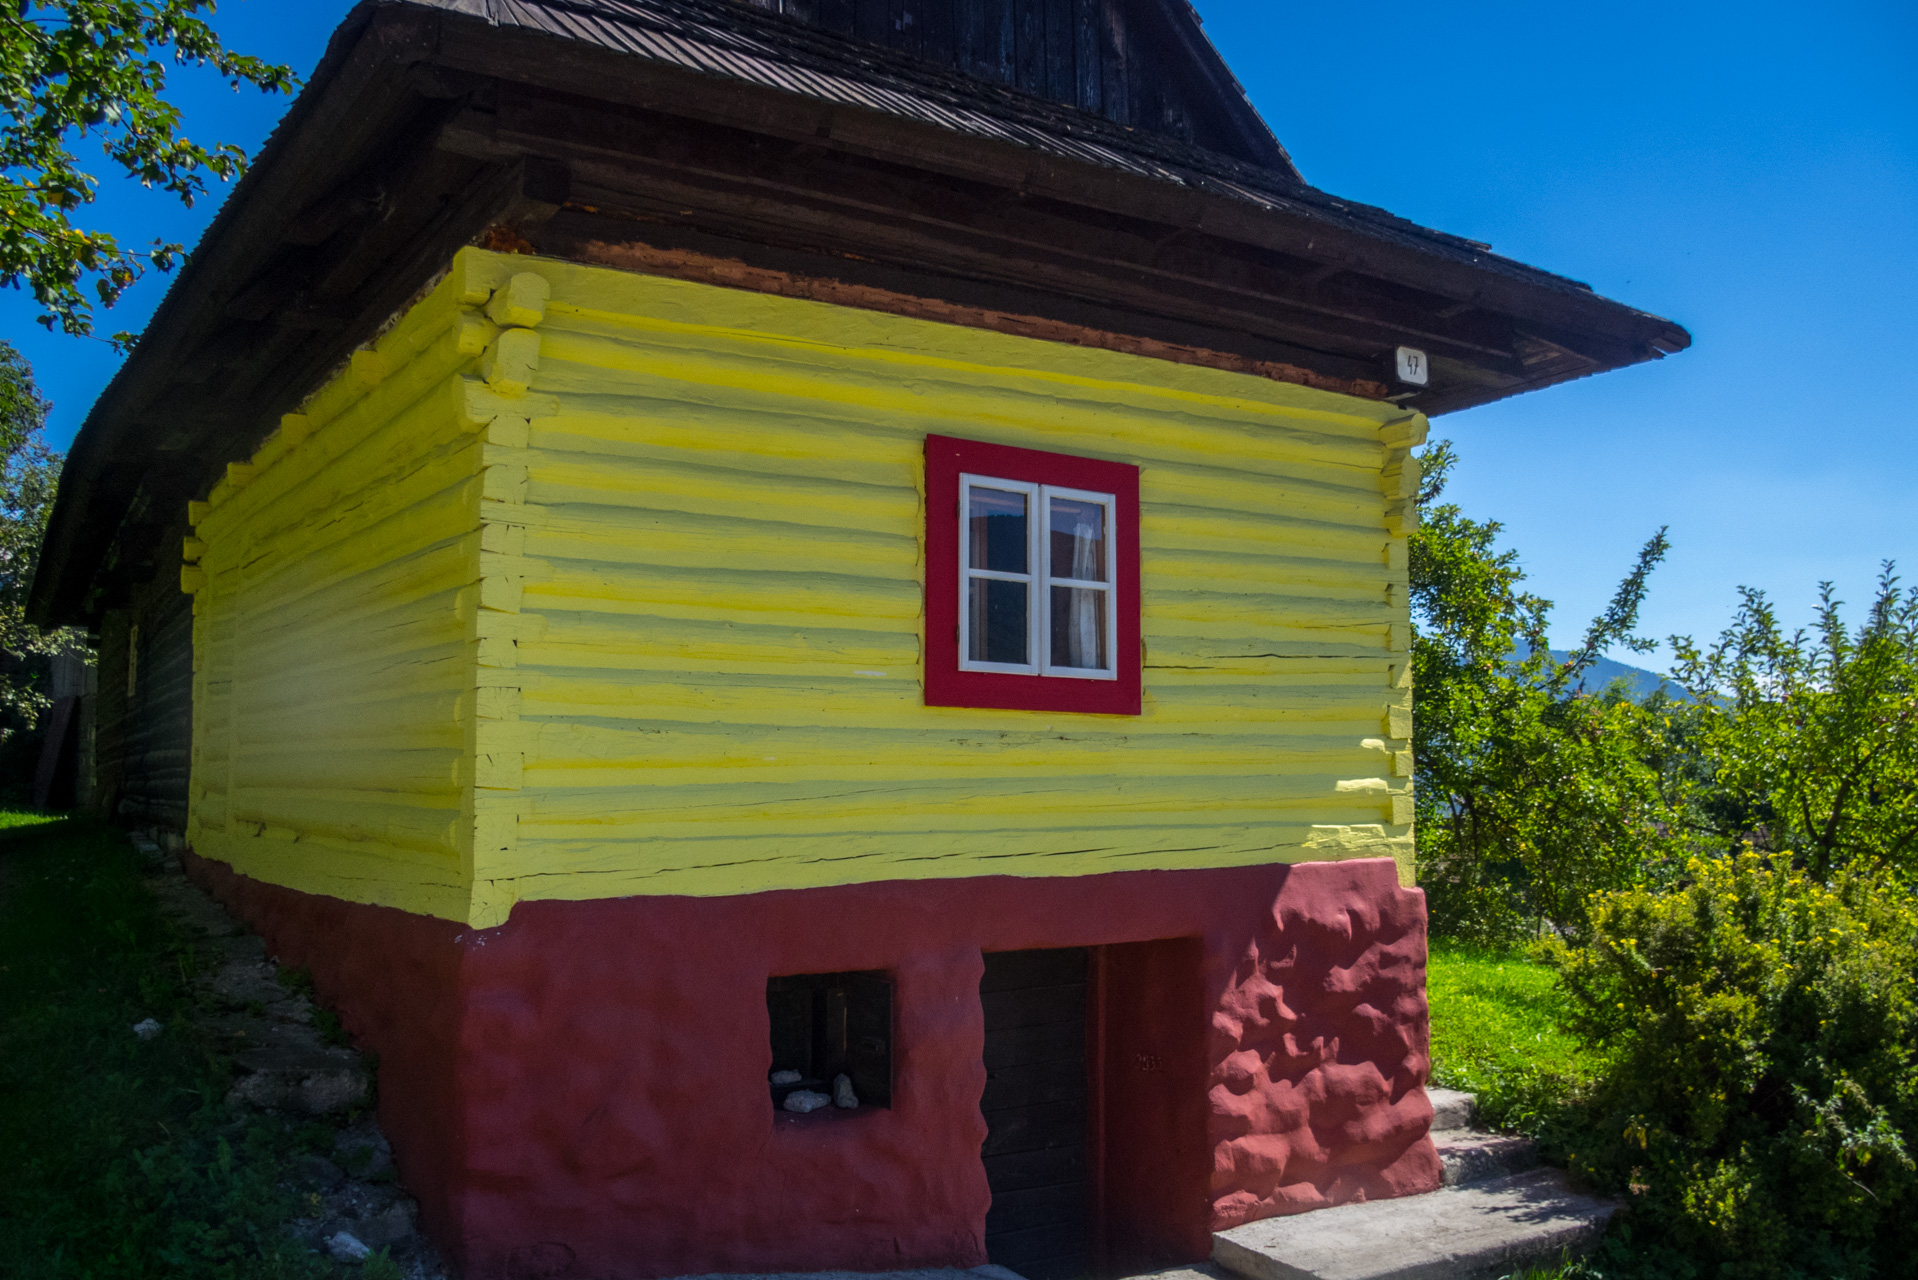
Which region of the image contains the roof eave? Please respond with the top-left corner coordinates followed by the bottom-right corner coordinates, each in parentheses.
top-left (29, 0), bottom-right (1688, 629)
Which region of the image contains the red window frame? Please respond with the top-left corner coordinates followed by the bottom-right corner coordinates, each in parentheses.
top-left (925, 434), bottom-right (1142, 715)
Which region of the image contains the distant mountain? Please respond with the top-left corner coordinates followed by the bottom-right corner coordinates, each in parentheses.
top-left (1550, 651), bottom-right (1685, 701)
top-left (1508, 642), bottom-right (1685, 701)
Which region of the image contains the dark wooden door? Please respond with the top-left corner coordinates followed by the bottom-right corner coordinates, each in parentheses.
top-left (980, 948), bottom-right (1091, 1280)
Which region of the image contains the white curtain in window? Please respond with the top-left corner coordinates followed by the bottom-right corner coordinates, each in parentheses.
top-left (1069, 518), bottom-right (1100, 668)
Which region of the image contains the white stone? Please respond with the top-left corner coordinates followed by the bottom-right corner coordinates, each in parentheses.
top-left (782, 1089), bottom-right (831, 1114)
top-left (770, 1069), bottom-right (802, 1086)
top-left (326, 1231), bottom-right (372, 1262)
top-left (133, 1018), bottom-right (163, 1040)
top-left (832, 1073), bottom-right (858, 1109)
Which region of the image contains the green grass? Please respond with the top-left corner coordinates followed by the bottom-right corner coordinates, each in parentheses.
top-left (0, 808), bottom-right (68, 830)
top-left (1426, 939), bottom-right (1599, 1134)
top-left (0, 812), bottom-right (347, 1279)
top-left (1427, 943), bottom-right (1641, 1280)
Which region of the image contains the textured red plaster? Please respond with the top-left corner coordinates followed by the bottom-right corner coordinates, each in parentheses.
top-left (1206, 866), bottom-right (1439, 1223)
top-left (183, 854), bottom-right (1437, 1280)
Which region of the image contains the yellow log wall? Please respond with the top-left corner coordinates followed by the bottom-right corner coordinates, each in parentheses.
top-left (184, 254), bottom-right (536, 920)
top-left (462, 251), bottom-right (1425, 924)
top-left (184, 247), bottom-right (1426, 928)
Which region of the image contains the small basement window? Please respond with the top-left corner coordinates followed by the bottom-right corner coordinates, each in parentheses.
top-left (767, 970), bottom-right (892, 1112)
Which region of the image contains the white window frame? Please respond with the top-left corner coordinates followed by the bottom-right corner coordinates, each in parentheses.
top-left (957, 474), bottom-right (1119, 682)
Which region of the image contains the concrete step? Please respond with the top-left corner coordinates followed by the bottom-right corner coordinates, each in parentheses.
top-left (1211, 1168), bottom-right (1615, 1280)
top-left (1123, 1267), bottom-right (1228, 1280)
top-left (1435, 1132), bottom-right (1538, 1187)
top-left (1425, 1088), bottom-right (1476, 1134)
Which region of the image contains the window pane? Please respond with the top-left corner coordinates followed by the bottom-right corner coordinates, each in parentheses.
top-left (968, 486), bottom-right (1029, 574)
top-left (969, 577), bottom-right (1029, 665)
top-left (1050, 497), bottom-right (1106, 583)
top-left (1050, 586), bottom-right (1108, 670)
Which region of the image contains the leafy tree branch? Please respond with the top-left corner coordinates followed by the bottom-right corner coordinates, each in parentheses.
top-left (0, 340), bottom-right (76, 734)
top-left (0, 1), bottom-right (295, 338)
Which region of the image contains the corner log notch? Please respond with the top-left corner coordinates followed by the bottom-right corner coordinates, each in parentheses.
top-left (30, 0), bottom-right (1687, 632)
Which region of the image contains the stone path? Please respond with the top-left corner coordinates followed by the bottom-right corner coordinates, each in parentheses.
top-left (1207, 1088), bottom-right (1614, 1280)
top-left (130, 827), bottom-right (448, 1278)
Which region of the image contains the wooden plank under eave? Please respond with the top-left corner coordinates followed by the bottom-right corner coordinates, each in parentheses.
top-left (919, 0), bottom-right (956, 64)
top-left (527, 208), bottom-right (1396, 392)
top-left (815, 0), bottom-right (854, 36)
top-left (1015, 0), bottom-right (1045, 92)
top-left (1074, 0), bottom-right (1101, 113)
top-left (1100, 0), bottom-right (1130, 129)
top-left (989, 0), bottom-right (1016, 83)
top-left (855, 0), bottom-right (889, 45)
top-left (1043, 0), bottom-right (1074, 102)
top-left (526, 140), bottom-right (1453, 374)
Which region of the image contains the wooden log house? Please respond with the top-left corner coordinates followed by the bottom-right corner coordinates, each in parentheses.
top-left (29, 2), bottom-right (1688, 1277)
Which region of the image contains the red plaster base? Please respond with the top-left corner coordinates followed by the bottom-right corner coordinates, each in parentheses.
top-left (184, 854), bottom-right (1438, 1280)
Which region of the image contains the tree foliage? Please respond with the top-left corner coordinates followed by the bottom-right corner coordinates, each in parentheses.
top-left (1669, 574), bottom-right (1918, 880)
top-left (0, 340), bottom-right (69, 734)
top-left (1409, 438), bottom-right (1918, 947)
top-left (1412, 442), bottom-right (1918, 1271)
top-left (1410, 441), bottom-right (1681, 942)
top-left (0, 1), bottom-right (295, 338)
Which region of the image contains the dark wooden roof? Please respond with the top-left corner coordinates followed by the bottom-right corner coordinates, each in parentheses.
top-left (30, 0), bottom-right (1689, 628)
top-left (592, 0), bottom-right (1292, 169)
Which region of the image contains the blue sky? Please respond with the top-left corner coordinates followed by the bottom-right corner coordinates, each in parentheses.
top-left (4, 1), bottom-right (1914, 658)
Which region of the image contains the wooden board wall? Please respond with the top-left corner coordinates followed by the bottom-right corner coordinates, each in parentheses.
top-left (92, 570), bottom-right (194, 828)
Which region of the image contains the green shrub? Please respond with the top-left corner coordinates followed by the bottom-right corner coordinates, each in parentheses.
top-left (1544, 851), bottom-right (1918, 1278)
top-left (1667, 571), bottom-right (1918, 882)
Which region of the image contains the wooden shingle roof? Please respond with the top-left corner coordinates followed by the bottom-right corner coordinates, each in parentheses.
top-left (476, 0), bottom-right (1294, 169)
top-left (423, 0), bottom-right (1610, 301)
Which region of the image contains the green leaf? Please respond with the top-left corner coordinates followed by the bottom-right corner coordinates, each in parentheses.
top-left (0, 2), bottom-right (296, 334)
